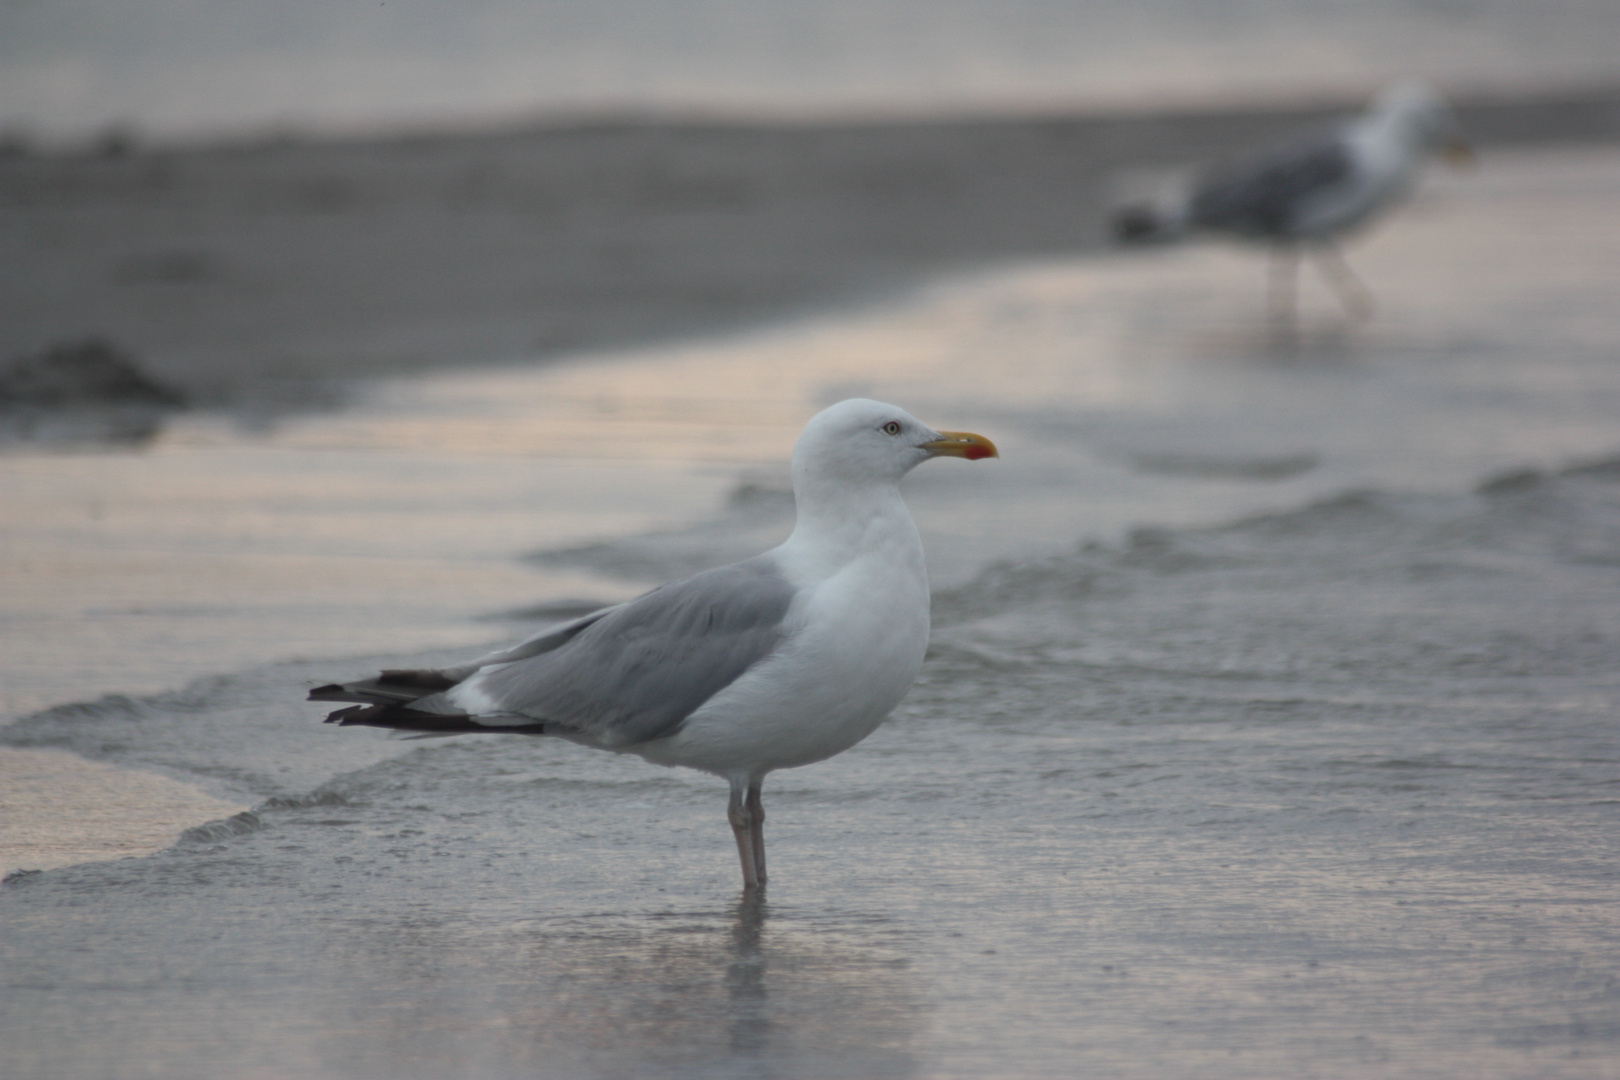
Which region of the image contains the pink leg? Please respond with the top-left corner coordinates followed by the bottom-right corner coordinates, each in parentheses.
top-left (746, 783), bottom-right (767, 886)
top-left (1312, 244), bottom-right (1375, 320)
top-left (728, 780), bottom-right (764, 891)
top-left (1268, 245), bottom-right (1300, 330)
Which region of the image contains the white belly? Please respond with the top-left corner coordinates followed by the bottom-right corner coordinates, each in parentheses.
top-left (634, 551), bottom-right (931, 780)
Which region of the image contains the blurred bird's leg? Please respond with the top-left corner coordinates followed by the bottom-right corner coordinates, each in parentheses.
top-left (1312, 243), bottom-right (1376, 320)
top-left (729, 777), bottom-right (764, 891)
top-left (1267, 245), bottom-right (1300, 331)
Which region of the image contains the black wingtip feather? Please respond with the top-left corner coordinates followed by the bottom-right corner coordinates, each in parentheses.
top-left (322, 700), bottom-right (547, 736)
top-left (321, 705), bottom-right (355, 724)
top-left (377, 669), bottom-right (459, 692)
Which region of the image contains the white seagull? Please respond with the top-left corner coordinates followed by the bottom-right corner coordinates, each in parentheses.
top-left (1113, 80), bottom-right (1473, 325)
top-left (310, 399), bottom-right (997, 891)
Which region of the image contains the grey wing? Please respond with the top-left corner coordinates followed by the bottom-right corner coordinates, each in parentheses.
top-left (455, 554), bottom-right (798, 746)
top-left (1188, 131), bottom-right (1357, 238)
top-left (310, 603), bottom-right (623, 708)
top-left (445, 602), bottom-right (628, 680)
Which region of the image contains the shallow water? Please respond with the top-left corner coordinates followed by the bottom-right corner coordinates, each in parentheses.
top-left (3, 146), bottom-right (1620, 1077)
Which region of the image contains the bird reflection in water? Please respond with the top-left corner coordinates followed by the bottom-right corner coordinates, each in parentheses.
top-left (726, 893), bottom-right (772, 1058)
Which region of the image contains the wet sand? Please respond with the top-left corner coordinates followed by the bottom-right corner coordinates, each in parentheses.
top-left (4, 86), bottom-right (1617, 410)
top-left (0, 748), bottom-right (248, 877)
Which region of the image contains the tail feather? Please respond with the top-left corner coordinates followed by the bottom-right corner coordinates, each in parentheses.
top-left (376, 669), bottom-right (460, 692)
top-left (311, 666), bottom-right (547, 734)
top-left (309, 684), bottom-right (373, 704)
top-left (308, 667), bottom-right (461, 706)
top-left (322, 701), bottom-right (548, 735)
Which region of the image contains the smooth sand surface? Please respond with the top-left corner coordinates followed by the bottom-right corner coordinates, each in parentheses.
top-left (0, 747), bottom-right (247, 877)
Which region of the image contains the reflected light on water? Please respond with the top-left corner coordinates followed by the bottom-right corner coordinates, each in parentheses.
top-left (298, 898), bottom-right (921, 1080)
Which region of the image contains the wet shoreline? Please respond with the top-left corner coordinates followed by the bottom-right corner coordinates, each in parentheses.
top-left (5, 84), bottom-right (1618, 429)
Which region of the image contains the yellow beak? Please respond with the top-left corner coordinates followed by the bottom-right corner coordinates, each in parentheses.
top-left (922, 430), bottom-right (999, 461)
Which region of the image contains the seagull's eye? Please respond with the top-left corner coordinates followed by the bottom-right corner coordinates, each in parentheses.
top-left (881, 421), bottom-right (902, 436)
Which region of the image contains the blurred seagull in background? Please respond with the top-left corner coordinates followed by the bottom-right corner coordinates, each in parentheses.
top-left (310, 398), bottom-right (997, 892)
top-left (1113, 80), bottom-right (1473, 326)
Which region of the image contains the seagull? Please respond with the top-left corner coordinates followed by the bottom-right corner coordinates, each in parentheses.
top-left (1113, 80), bottom-right (1473, 326)
top-left (309, 399), bottom-right (997, 891)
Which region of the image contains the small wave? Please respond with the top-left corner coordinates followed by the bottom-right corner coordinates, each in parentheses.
top-left (480, 597), bottom-right (619, 623)
top-left (7, 669), bottom-right (304, 736)
top-left (178, 810), bottom-right (264, 843)
top-left (1129, 450), bottom-right (1319, 481)
top-left (1563, 455), bottom-right (1620, 482)
top-left (529, 477), bottom-right (795, 582)
top-left (1476, 467), bottom-right (1546, 495)
top-left (11, 693), bottom-right (160, 728)
top-left (923, 640), bottom-right (1044, 673)
top-left (933, 550), bottom-right (1107, 624)
top-left (1480, 453), bottom-right (1620, 494)
top-left (923, 449), bottom-right (1620, 698)
top-left (259, 790), bottom-right (353, 811)
top-left (1218, 489), bottom-right (1415, 541)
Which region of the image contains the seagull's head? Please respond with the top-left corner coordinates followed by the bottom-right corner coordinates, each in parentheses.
top-left (1374, 79), bottom-right (1473, 165)
top-left (793, 398), bottom-right (997, 489)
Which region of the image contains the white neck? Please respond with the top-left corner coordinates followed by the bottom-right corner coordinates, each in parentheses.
top-left (1364, 101), bottom-right (1434, 155)
top-left (779, 473), bottom-right (925, 583)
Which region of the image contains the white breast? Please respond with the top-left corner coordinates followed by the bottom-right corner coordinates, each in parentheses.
top-left (1294, 122), bottom-right (1419, 238)
top-left (636, 508), bottom-right (932, 781)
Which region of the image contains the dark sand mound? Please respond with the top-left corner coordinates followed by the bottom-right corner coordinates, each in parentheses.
top-left (0, 338), bottom-right (186, 409)
top-left (0, 339), bottom-right (188, 445)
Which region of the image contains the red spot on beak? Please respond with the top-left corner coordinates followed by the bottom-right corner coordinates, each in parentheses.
top-left (924, 430), bottom-right (999, 460)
